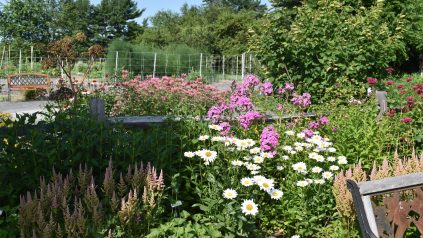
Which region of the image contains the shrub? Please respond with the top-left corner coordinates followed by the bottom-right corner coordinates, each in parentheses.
top-left (24, 89), bottom-right (48, 101)
top-left (0, 112), bottom-right (11, 127)
top-left (19, 160), bottom-right (165, 237)
top-left (252, 0), bottom-right (406, 101)
top-left (106, 76), bottom-right (226, 116)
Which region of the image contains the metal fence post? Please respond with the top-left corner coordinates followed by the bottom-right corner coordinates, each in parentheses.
top-left (241, 53), bottom-right (246, 80)
top-left (31, 46), bottom-right (34, 71)
top-left (115, 51), bottom-right (118, 75)
top-left (153, 53), bottom-right (157, 78)
top-left (199, 53), bottom-right (203, 77)
top-left (18, 49), bottom-right (22, 74)
top-left (222, 55), bottom-right (225, 81)
top-left (236, 56), bottom-right (239, 81)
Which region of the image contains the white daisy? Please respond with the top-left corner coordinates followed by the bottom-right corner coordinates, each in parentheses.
top-left (197, 149), bottom-right (217, 165)
top-left (314, 179), bottom-right (325, 184)
top-left (250, 170), bottom-right (260, 175)
top-left (184, 151), bottom-right (195, 158)
top-left (245, 139), bottom-right (256, 147)
top-left (241, 178), bottom-right (254, 187)
top-left (253, 156), bottom-right (265, 164)
top-left (292, 235), bottom-right (300, 238)
top-left (311, 166), bottom-right (323, 173)
top-left (231, 160), bottom-right (244, 166)
top-left (261, 152), bottom-right (274, 158)
top-left (222, 189), bottom-right (237, 199)
top-left (253, 175), bottom-right (266, 183)
top-left (257, 178), bottom-right (274, 192)
top-left (322, 171), bottom-right (334, 180)
top-left (329, 165), bottom-right (339, 171)
top-left (327, 156), bottom-right (336, 162)
top-left (338, 156), bottom-right (348, 165)
top-left (243, 156), bottom-right (252, 161)
top-left (296, 180), bottom-right (309, 187)
top-left (294, 146), bottom-right (304, 152)
top-left (285, 130), bottom-right (295, 136)
top-left (269, 189), bottom-right (283, 200)
top-left (276, 166), bottom-right (284, 171)
top-left (281, 155), bottom-right (289, 160)
top-left (211, 136), bottom-right (225, 142)
top-left (315, 155), bottom-right (325, 162)
top-left (241, 199), bottom-right (258, 216)
top-left (282, 146), bottom-right (293, 151)
top-left (198, 135), bottom-right (209, 141)
top-left (245, 163), bottom-right (261, 171)
top-left (208, 124), bottom-right (223, 131)
top-left (235, 139), bottom-right (249, 150)
top-left (296, 133), bottom-right (306, 139)
top-left (292, 162), bottom-right (307, 174)
top-left (289, 150), bottom-right (297, 155)
top-left (328, 147), bottom-right (336, 153)
top-left (249, 147), bottom-right (261, 154)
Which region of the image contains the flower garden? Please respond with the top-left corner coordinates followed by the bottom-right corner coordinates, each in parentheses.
top-left (0, 70), bottom-right (422, 237)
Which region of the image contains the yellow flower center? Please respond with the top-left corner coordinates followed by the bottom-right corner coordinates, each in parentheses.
top-left (263, 183), bottom-right (269, 188)
top-left (205, 151), bottom-right (212, 157)
top-left (272, 192), bottom-right (278, 196)
top-left (246, 204), bottom-right (254, 211)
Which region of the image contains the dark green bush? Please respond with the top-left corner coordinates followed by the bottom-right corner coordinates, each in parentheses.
top-left (252, 0), bottom-right (407, 101)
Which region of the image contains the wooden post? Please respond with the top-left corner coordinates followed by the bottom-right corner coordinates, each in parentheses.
top-left (90, 98), bottom-right (106, 122)
top-left (18, 49), bottom-right (22, 74)
top-left (241, 53), bottom-right (246, 80)
top-left (115, 51), bottom-right (119, 75)
top-left (376, 91), bottom-right (388, 120)
top-left (222, 55), bottom-right (225, 81)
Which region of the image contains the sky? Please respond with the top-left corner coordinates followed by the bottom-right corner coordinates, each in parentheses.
top-left (0, 0), bottom-right (271, 23)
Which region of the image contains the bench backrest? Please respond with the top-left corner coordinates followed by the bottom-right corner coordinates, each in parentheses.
top-left (7, 73), bottom-right (50, 90)
top-left (347, 172), bottom-right (423, 238)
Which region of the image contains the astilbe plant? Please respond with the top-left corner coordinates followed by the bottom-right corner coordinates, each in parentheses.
top-left (333, 149), bottom-right (423, 219)
top-left (18, 160), bottom-right (164, 238)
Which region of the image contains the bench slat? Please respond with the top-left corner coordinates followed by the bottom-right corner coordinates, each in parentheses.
top-left (358, 172), bottom-right (423, 196)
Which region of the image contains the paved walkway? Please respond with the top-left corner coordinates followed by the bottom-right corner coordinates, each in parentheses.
top-left (0, 101), bottom-right (49, 119)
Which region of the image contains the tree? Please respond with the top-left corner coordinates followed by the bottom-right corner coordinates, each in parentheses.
top-left (0, 0), bottom-right (52, 47)
top-left (203, 0), bottom-right (267, 13)
top-left (93, 0), bottom-right (144, 45)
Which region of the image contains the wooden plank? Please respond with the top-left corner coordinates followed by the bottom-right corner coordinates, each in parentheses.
top-left (358, 172), bottom-right (423, 196)
top-left (362, 195), bottom-right (379, 237)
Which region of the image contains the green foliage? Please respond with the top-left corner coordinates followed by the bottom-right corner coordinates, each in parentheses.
top-left (252, 0), bottom-right (407, 101)
top-left (105, 40), bottom-right (203, 77)
top-left (136, 5), bottom-right (260, 55)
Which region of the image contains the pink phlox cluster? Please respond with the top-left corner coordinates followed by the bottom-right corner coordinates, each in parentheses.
top-left (302, 129), bottom-right (314, 138)
top-left (308, 116), bottom-right (329, 129)
top-left (219, 122), bottom-right (231, 135)
top-left (232, 74), bottom-right (260, 97)
top-left (278, 83), bottom-right (295, 94)
top-left (260, 126), bottom-right (280, 153)
top-left (238, 111), bottom-right (262, 129)
top-left (259, 82), bottom-right (273, 96)
top-left (291, 93), bottom-right (311, 107)
top-left (207, 103), bottom-right (230, 123)
top-left (230, 95), bottom-right (254, 110)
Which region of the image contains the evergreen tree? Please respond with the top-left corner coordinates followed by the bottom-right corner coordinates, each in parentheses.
top-left (203, 0), bottom-right (266, 13)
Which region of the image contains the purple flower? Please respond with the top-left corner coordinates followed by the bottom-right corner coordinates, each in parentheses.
top-left (302, 129), bottom-right (314, 138)
top-left (207, 103), bottom-right (229, 123)
top-left (277, 83), bottom-right (295, 94)
top-left (230, 95), bottom-right (254, 110)
top-left (259, 82), bottom-right (273, 96)
top-left (308, 121), bottom-right (319, 129)
top-left (260, 126), bottom-right (280, 152)
top-left (319, 116), bottom-right (329, 125)
top-left (332, 127), bottom-right (337, 132)
top-left (277, 103), bottom-right (284, 110)
top-left (243, 74), bottom-right (260, 88)
top-left (238, 111), bottom-right (262, 129)
top-left (219, 122), bottom-right (231, 135)
top-left (291, 93), bottom-right (312, 107)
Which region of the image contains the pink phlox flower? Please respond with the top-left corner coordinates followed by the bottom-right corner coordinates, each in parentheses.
top-left (260, 126), bottom-right (280, 152)
top-left (238, 111), bottom-right (262, 129)
top-left (259, 82), bottom-right (273, 96)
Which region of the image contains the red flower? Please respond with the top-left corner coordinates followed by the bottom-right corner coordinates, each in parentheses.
top-left (406, 96), bottom-right (414, 103)
top-left (400, 90), bottom-right (407, 95)
top-left (385, 67), bottom-right (395, 75)
top-left (367, 77), bottom-right (378, 85)
top-left (387, 109), bottom-right (396, 117)
top-left (400, 117), bottom-right (412, 124)
top-left (397, 84), bottom-right (404, 89)
top-left (385, 80), bottom-right (394, 86)
top-left (405, 77), bottom-right (413, 82)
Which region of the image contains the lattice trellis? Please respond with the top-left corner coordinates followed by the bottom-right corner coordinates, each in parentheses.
top-left (373, 188), bottom-right (423, 237)
top-left (7, 73), bottom-right (50, 89)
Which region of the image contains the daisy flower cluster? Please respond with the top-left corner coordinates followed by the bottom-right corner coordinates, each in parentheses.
top-left (184, 148), bottom-right (218, 165)
top-left (283, 131), bottom-right (349, 187)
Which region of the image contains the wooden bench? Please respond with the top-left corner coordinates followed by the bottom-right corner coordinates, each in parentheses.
top-left (7, 73), bottom-right (50, 100)
top-left (347, 172), bottom-right (423, 238)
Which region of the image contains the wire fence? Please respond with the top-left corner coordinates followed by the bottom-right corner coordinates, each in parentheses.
top-left (0, 47), bottom-right (260, 85)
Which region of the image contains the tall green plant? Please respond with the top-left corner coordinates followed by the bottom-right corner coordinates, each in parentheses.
top-left (252, 0), bottom-right (407, 101)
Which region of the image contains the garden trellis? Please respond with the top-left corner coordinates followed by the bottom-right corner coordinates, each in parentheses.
top-left (0, 46), bottom-right (259, 84)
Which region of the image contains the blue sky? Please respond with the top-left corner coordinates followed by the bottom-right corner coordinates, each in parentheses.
top-left (1, 0), bottom-right (271, 23)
